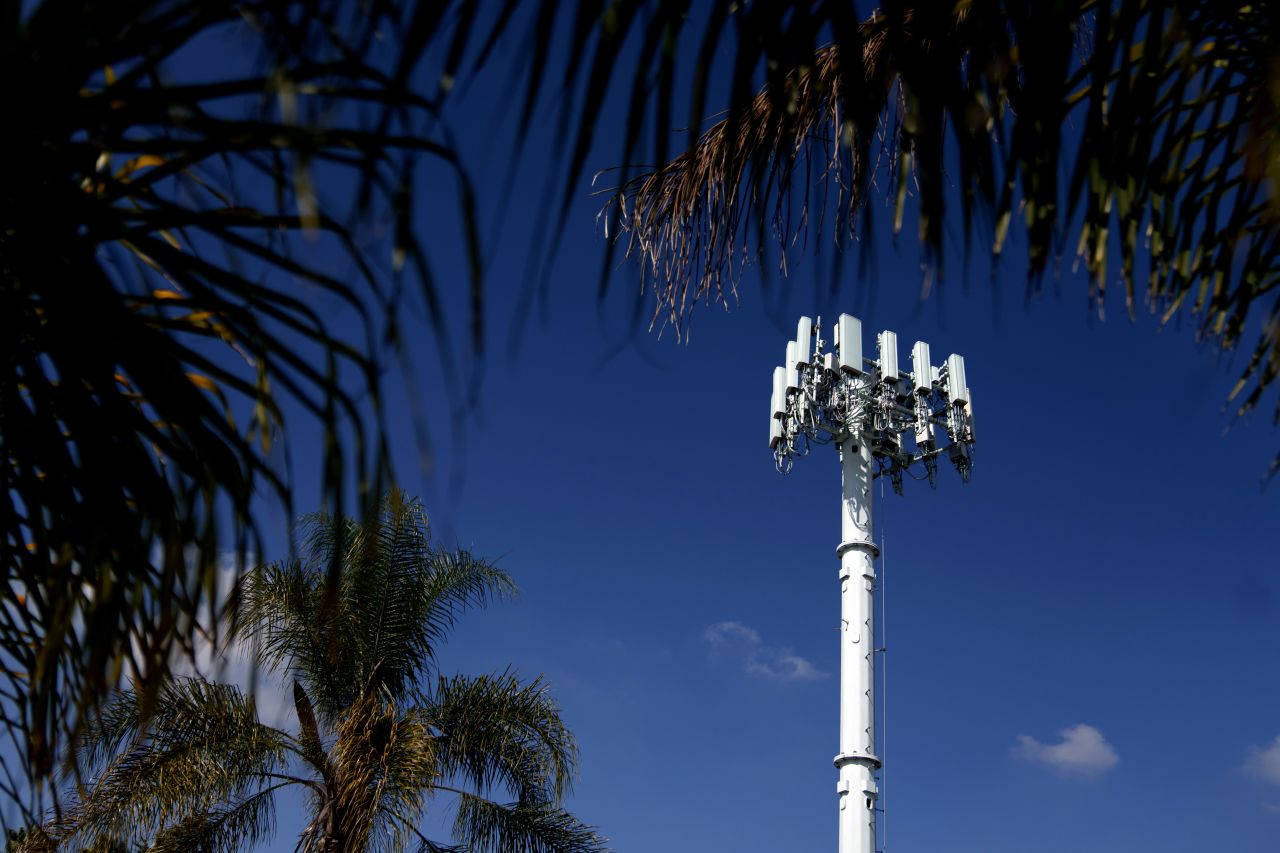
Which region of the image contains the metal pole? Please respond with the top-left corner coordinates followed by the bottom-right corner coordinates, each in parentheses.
top-left (835, 434), bottom-right (878, 853)
top-left (771, 313), bottom-right (975, 853)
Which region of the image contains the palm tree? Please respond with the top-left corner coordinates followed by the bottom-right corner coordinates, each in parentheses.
top-left (47, 494), bottom-right (605, 852)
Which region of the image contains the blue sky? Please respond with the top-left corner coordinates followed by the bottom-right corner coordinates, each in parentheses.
top-left (382, 223), bottom-right (1280, 853)
top-left (235, 51), bottom-right (1280, 850)
top-left (321, 16), bottom-right (1280, 852)
top-left (20, 6), bottom-right (1280, 851)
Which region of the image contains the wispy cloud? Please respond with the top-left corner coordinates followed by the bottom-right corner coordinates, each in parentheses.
top-left (179, 641), bottom-right (295, 730)
top-left (1013, 724), bottom-right (1118, 776)
top-left (1244, 737), bottom-right (1280, 785)
top-left (702, 620), bottom-right (827, 682)
top-left (169, 551), bottom-right (294, 729)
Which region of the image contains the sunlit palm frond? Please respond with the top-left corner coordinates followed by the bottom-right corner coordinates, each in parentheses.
top-left (5, 827), bottom-right (57, 853)
top-left (63, 678), bottom-right (288, 848)
top-left (600, 36), bottom-right (888, 333)
top-left (241, 493), bottom-right (515, 719)
top-left (326, 695), bottom-right (439, 852)
top-left (147, 786), bottom-right (279, 853)
top-left (451, 793), bottom-right (606, 853)
top-left (429, 672), bottom-right (577, 804)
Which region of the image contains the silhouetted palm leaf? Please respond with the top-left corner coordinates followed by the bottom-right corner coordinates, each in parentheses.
top-left (3, 0), bottom-right (489, 814)
top-left (593, 1), bottom-right (1279, 472)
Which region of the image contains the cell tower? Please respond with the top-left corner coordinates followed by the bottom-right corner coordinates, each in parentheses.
top-left (769, 314), bottom-right (975, 853)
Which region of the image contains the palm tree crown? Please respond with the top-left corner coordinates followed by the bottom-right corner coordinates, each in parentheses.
top-left (50, 493), bottom-right (605, 853)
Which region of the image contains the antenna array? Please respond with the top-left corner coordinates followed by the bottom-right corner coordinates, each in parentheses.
top-left (770, 315), bottom-right (975, 491)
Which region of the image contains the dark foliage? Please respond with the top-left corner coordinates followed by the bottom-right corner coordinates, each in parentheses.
top-left (597, 1), bottom-right (1279, 472)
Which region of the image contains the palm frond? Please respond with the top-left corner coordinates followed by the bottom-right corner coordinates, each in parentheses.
top-left (147, 785), bottom-right (280, 853)
top-left (412, 841), bottom-right (467, 853)
top-left (452, 793), bottom-right (607, 853)
top-left (328, 695), bottom-right (438, 853)
top-left (600, 36), bottom-right (887, 334)
top-left (292, 682), bottom-right (329, 779)
top-left (237, 558), bottom-right (334, 701)
top-left (62, 678), bottom-right (288, 848)
top-left (241, 493), bottom-right (516, 718)
top-left (5, 827), bottom-right (56, 853)
top-left (598, 1), bottom-right (1280, 469)
top-left (55, 491), bottom-right (599, 851)
top-left (2, 0), bottom-right (496, 808)
top-left (429, 672), bottom-right (577, 803)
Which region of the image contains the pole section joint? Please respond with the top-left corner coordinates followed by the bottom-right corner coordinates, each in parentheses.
top-left (836, 540), bottom-right (880, 560)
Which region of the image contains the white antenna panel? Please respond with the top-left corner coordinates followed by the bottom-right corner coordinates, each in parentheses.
top-left (795, 316), bottom-right (813, 366)
top-left (878, 331), bottom-right (898, 383)
top-left (837, 314), bottom-right (863, 375)
top-left (911, 341), bottom-right (933, 395)
top-left (946, 354), bottom-right (969, 405)
top-left (772, 366), bottom-right (786, 418)
top-left (769, 414), bottom-right (783, 449)
top-left (785, 342), bottom-right (800, 390)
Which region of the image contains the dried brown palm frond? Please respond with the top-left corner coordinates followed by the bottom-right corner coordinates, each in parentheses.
top-left (599, 31), bottom-right (894, 335)
top-left (599, 1), bottom-right (1280, 473)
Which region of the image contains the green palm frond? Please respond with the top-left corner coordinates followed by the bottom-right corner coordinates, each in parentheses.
top-left (64, 678), bottom-right (288, 848)
top-left (236, 558), bottom-right (332, 703)
top-left (241, 492), bottom-right (516, 719)
top-left (147, 785), bottom-right (280, 853)
top-left (429, 672), bottom-right (578, 804)
top-left (451, 793), bottom-right (607, 853)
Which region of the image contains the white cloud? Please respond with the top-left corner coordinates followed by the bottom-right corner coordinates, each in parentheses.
top-left (1244, 737), bottom-right (1280, 785)
top-left (1013, 724), bottom-right (1118, 776)
top-left (176, 637), bottom-right (295, 730)
top-left (702, 620), bottom-right (827, 682)
top-left (168, 550), bottom-right (294, 729)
